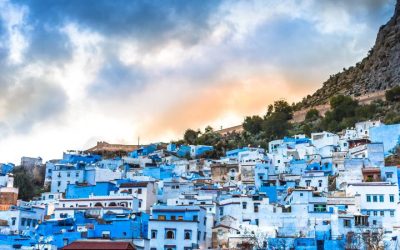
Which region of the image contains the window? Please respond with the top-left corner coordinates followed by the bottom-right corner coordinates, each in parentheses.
top-left (184, 230), bottom-right (192, 240)
top-left (367, 211), bottom-right (371, 216)
top-left (219, 207), bottom-right (224, 216)
top-left (373, 211), bottom-right (378, 216)
top-left (367, 195), bottom-right (371, 202)
top-left (373, 220), bottom-right (377, 226)
top-left (242, 202), bottom-right (247, 209)
top-left (343, 219), bottom-right (351, 227)
top-left (170, 216), bottom-right (176, 220)
top-left (390, 211), bottom-right (395, 217)
top-left (165, 229), bottom-right (175, 239)
top-left (75, 172), bottom-right (79, 177)
top-left (204, 232), bottom-right (206, 241)
top-left (11, 217), bottom-right (16, 226)
top-left (193, 215), bottom-right (198, 221)
top-left (178, 216), bottom-right (183, 221)
top-left (57, 181), bottom-right (61, 187)
top-left (255, 219), bottom-right (259, 226)
top-left (386, 172), bottom-right (393, 178)
top-left (164, 246), bottom-right (176, 250)
top-left (67, 172), bottom-right (70, 177)
top-left (158, 215), bottom-right (166, 220)
top-left (204, 217), bottom-right (206, 225)
top-left (318, 180), bottom-right (322, 187)
top-left (390, 194), bottom-right (395, 202)
top-left (305, 180), bottom-right (311, 187)
top-left (21, 218), bottom-right (26, 226)
top-left (300, 193), bottom-right (303, 197)
top-left (138, 188), bottom-right (142, 194)
top-left (151, 230), bottom-right (157, 239)
top-left (380, 211), bottom-right (384, 216)
top-left (373, 195), bottom-right (378, 202)
top-left (314, 204), bottom-right (327, 212)
top-left (379, 195), bottom-right (384, 202)
top-left (254, 203), bottom-right (259, 213)
top-left (197, 231), bottom-right (201, 241)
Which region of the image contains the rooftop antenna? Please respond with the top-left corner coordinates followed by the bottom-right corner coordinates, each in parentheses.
top-left (138, 136), bottom-right (140, 147)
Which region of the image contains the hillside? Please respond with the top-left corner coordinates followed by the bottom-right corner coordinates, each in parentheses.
top-left (297, 0), bottom-right (400, 109)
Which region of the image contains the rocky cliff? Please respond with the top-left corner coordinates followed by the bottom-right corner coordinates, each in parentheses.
top-left (298, 0), bottom-right (400, 108)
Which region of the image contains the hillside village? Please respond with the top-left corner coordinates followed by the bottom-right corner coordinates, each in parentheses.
top-left (0, 1), bottom-right (400, 250)
top-left (0, 118), bottom-right (400, 249)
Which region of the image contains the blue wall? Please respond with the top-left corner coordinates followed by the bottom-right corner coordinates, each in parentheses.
top-left (65, 182), bottom-right (117, 198)
top-left (370, 124), bottom-right (400, 155)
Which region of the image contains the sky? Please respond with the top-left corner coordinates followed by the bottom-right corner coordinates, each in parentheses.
top-left (0, 0), bottom-right (396, 163)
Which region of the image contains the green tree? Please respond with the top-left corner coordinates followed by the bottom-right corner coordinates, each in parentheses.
top-left (13, 166), bottom-right (36, 201)
top-left (183, 129), bottom-right (199, 144)
top-left (271, 100), bottom-right (293, 120)
top-left (262, 112), bottom-right (291, 140)
top-left (385, 86), bottom-right (400, 102)
top-left (305, 108), bottom-right (320, 121)
top-left (243, 115), bottom-right (263, 135)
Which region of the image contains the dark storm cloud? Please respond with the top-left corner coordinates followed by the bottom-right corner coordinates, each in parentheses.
top-left (17, 0), bottom-right (222, 50)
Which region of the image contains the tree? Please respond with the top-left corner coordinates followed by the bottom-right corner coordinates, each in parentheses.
top-left (345, 228), bottom-right (385, 250)
top-left (329, 95), bottom-right (358, 121)
top-left (319, 95), bottom-right (359, 132)
top-left (385, 86), bottom-right (400, 102)
top-left (243, 115), bottom-right (263, 135)
top-left (13, 166), bottom-right (36, 201)
top-left (183, 129), bottom-right (199, 144)
top-left (273, 100), bottom-right (293, 120)
top-left (242, 229), bottom-right (270, 250)
top-left (305, 108), bottom-right (320, 121)
top-left (262, 112), bottom-right (292, 140)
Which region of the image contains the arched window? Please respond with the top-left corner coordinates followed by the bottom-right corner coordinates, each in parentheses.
top-left (165, 230), bottom-right (175, 239)
top-left (109, 202), bottom-right (117, 207)
top-left (94, 202), bottom-right (103, 207)
top-left (184, 230), bottom-right (192, 240)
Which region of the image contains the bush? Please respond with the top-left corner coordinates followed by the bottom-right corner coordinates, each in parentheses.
top-left (385, 86), bottom-right (400, 102)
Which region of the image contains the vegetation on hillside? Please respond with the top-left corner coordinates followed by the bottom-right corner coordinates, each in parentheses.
top-left (178, 87), bottom-right (400, 159)
top-left (13, 165), bottom-right (48, 201)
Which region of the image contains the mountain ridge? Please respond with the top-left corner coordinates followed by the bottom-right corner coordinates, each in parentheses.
top-left (297, 0), bottom-right (400, 109)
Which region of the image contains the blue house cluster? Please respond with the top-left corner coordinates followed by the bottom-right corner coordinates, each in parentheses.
top-left (0, 120), bottom-right (400, 249)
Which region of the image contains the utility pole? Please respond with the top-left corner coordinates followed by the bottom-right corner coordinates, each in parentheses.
top-left (137, 136), bottom-right (140, 147)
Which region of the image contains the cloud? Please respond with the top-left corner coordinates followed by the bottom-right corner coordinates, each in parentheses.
top-left (17, 0), bottom-right (223, 51)
top-left (1, 78), bottom-right (68, 133)
top-left (0, 0), bottom-right (396, 162)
